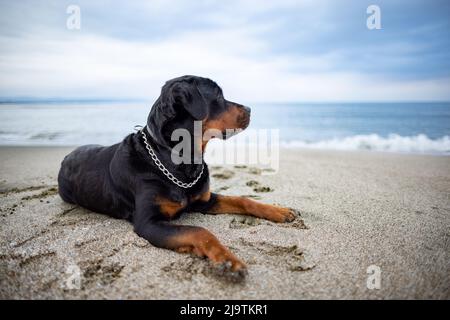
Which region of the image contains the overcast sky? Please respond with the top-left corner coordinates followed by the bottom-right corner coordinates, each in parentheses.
top-left (0, 0), bottom-right (449, 102)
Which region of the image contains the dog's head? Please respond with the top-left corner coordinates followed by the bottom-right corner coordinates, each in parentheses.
top-left (147, 75), bottom-right (251, 149)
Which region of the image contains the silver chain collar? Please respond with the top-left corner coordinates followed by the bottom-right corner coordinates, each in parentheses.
top-left (137, 126), bottom-right (204, 189)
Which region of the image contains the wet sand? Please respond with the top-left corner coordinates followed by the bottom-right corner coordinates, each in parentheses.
top-left (0, 146), bottom-right (449, 299)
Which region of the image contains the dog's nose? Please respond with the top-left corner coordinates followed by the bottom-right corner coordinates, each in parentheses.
top-left (243, 106), bottom-right (251, 114)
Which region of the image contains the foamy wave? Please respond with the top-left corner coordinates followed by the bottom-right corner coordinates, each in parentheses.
top-left (282, 134), bottom-right (450, 154)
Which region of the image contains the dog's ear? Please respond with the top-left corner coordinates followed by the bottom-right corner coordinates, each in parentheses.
top-left (170, 81), bottom-right (209, 120)
top-left (146, 78), bottom-right (208, 146)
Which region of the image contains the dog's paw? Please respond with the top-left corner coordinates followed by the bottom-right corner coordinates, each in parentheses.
top-left (214, 260), bottom-right (248, 283)
top-left (203, 242), bottom-right (248, 282)
top-left (266, 206), bottom-right (297, 223)
top-left (281, 207), bottom-right (297, 222)
top-left (288, 207), bottom-right (302, 218)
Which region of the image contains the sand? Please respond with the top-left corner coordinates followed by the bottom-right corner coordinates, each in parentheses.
top-left (0, 146), bottom-right (449, 299)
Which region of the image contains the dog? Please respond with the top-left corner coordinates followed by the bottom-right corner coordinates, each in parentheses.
top-left (58, 75), bottom-right (296, 279)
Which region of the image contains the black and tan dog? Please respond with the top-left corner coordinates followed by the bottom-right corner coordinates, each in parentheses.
top-left (58, 75), bottom-right (296, 279)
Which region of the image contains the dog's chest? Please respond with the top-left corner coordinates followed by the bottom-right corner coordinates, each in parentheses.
top-left (155, 190), bottom-right (210, 220)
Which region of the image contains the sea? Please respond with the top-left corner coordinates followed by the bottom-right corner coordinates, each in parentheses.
top-left (0, 101), bottom-right (449, 155)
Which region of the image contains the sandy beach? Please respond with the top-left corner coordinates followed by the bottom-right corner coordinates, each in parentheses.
top-left (0, 146), bottom-right (448, 299)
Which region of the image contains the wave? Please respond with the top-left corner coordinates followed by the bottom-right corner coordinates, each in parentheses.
top-left (281, 134), bottom-right (450, 155)
top-left (1, 130), bottom-right (449, 155)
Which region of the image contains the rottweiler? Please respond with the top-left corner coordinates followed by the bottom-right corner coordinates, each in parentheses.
top-left (58, 75), bottom-right (296, 279)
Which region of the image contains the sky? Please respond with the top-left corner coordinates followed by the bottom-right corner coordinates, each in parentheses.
top-left (0, 0), bottom-right (449, 102)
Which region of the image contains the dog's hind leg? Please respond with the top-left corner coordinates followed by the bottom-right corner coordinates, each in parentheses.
top-left (57, 174), bottom-right (76, 204)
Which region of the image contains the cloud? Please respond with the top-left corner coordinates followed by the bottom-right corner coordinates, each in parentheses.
top-left (0, 0), bottom-right (449, 101)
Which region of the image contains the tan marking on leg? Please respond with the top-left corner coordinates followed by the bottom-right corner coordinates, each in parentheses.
top-left (191, 190), bottom-right (211, 203)
top-left (208, 195), bottom-right (295, 223)
top-left (155, 196), bottom-right (186, 220)
top-left (167, 227), bottom-right (246, 272)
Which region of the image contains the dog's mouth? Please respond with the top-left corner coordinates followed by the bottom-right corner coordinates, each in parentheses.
top-left (239, 115), bottom-right (250, 130)
top-left (237, 107), bottom-right (251, 130)
top-left (221, 112), bottom-right (250, 139)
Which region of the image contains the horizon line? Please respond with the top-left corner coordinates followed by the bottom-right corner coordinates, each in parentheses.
top-left (1, 97), bottom-right (450, 105)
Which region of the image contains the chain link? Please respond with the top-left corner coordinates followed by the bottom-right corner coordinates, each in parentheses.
top-left (139, 127), bottom-right (204, 189)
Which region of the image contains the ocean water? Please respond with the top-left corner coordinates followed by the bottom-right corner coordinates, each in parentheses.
top-left (0, 101), bottom-right (449, 154)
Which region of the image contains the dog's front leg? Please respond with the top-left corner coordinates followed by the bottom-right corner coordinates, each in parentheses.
top-left (194, 192), bottom-right (296, 223)
top-left (133, 191), bottom-right (247, 276)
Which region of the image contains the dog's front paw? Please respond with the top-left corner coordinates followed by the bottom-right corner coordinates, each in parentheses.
top-left (279, 207), bottom-right (297, 222)
top-left (202, 241), bottom-right (248, 282)
top-left (214, 260), bottom-right (248, 283)
top-left (264, 206), bottom-right (297, 223)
